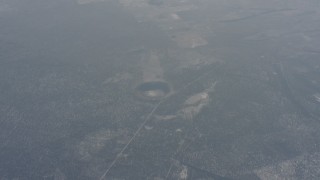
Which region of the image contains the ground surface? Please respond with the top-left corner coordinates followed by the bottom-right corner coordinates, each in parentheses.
top-left (1, 0), bottom-right (320, 179)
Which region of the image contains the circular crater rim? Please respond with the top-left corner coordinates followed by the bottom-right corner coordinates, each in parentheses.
top-left (135, 81), bottom-right (171, 101)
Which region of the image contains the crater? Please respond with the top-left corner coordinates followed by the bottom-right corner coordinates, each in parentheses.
top-left (135, 81), bottom-right (171, 101)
